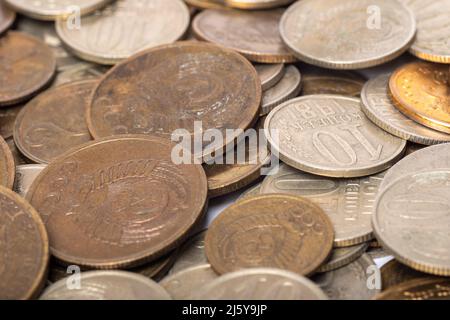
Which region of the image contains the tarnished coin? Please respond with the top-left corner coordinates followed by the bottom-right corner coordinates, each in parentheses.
top-left (373, 170), bottom-right (450, 276)
top-left (390, 62), bottom-right (450, 134)
top-left (205, 194), bottom-right (334, 275)
top-left (399, 0), bottom-right (450, 63)
top-left (255, 64), bottom-right (285, 91)
top-left (4, 0), bottom-right (112, 21)
top-left (0, 186), bottom-right (49, 299)
top-left (261, 164), bottom-right (384, 246)
top-left (0, 103), bottom-right (23, 139)
top-left (264, 95), bottom-right (406, 178)
top-left (26, 135), bottom-right (208, 269)
top-left (6, 137), bottom-right (28, 166)
top-left (87, 42), bottom-right (261, 161)
top-left (375, 278), bottom-right (450, 300)
top-left (13, 164), bottom-right (46, 198)
top-left (185, 0), bottom-right (226, 9)
top-left (280, 0), bottom-right (416, 69)
top-left (41, 271), bottom-right (171, 300)
top-left (193, 268), bottom-right (328, 300)
top-left (381, 143), bottom-right (450, 190)
top-left (225, 0), bottom-right (294, 9)
top-left (170, 230), bottom-right (207, 275)
top-left (0, 1), bottom-right (15, 34)
top-left (14, 80), bottom-right (95, 164)
top-left (0, 32), bottom-right (56, 106)
top-left (301, 69), bottom-right (366, 97)
top-left (362, 73), bottom-right (450, 145)
top-left (56, 0), bottom-right (190, 65)
top-left (313, 254), bottom-right (379, 300)
top-left (381, 259), bottom-right (429, 290)
top-left (193, 9), bottom-right (295, 63)
top-left (318, 243), bottom-right (369, 273)
top-left (237, 182), bottom-right (262, 201)
top-left (0, 135), bottom-right (15, 189)
top-left (261, 65), bottom-right (302, 116)
top-left (161, 264), bottom-right (218, 300)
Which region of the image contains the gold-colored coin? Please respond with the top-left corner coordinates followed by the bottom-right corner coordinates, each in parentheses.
top-left (375, 278), bottom-right (450, 300)
top-left (390, 62), bottom-right (450, 134)
top-left (224, 0), bottom-right (294, 10)
top-left (185, 0), bottom-right (226, 9)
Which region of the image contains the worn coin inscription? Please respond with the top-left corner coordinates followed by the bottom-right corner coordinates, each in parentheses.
top-left (14, 80), bottom-right (95, 164)
top-left (265, 95), bottom-right (406, 178)
top-left (373, 170), bottom-right (450, 276)
top-left (56, 0), bottom-right (190, 65)
top-left (0, 186), bottom-right (49, 299)
top-left (205, 194), bottom-right (334, 275)
top-left (0, 32), bottom-right (56, 106)
top-left (280, 0), bottom-right (416, 69)
top-left (27, 136), bottom-right (208, 269)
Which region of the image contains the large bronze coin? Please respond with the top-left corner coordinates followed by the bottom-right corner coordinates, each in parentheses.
top-left (0, 135), bottom-right (15, 189)
top-left (205, 194), bottom-right (334, 275)
top-left (0, 32), bottom-right (56, 106)
top-left (0, 186), bottom-right (49, 299)
top-left (26, 135), bottom-right (208, 269)
top-left (193, 9), bottom-right (295, 63)
top-left (87, 42), bottom-right (261, 160)
top-left (375, 278), bottom-right (450, 300)
top-left (14, 80), bottom-right (95, 164)
top-left (0, 2), bottom-right (15, 35)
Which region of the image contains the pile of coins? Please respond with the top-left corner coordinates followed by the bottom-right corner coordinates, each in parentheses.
top-left (0, 0), bottom-right (449, 300)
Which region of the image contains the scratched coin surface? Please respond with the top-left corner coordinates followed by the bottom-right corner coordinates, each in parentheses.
top-left (0, 1), bottom-right (15, 34)
top-left (264, 95), bottom-right (406, 178)
top-left (301, 69), bottom-right (366, 97)
top-left (255, 64), bottom-right (285, 91)
top-left (205, 194), bottom-right (334, 275)
top-left (26, 135), bottom-right (208, 269)
top-left (13, 164), bottom-right (47, 198)
top-left (170, 230), bottom-right (207, 275)
top-left (313, 254), bottom-right (379, 300)
top-left (381, 143), bottom-right (450, 190)
top-left (381, 259), bottom-right (429, 290)
top-left (0, 186), bottom-right (49, 300)
top-left (0, 103), bottom-right (23, 139)
top-left (193, 9), bottom-right (295, 63)
top-left (261, 164), bottom-right (384, 246)
top-left (4, 0), bottom-right (112, 20)
top-left (161, 264), bottom-right (218, 300)
top-left (373, 170), bottom-right (450, 276)
top-left (225, 0), bottom-right (294, 9)
top-left (399, 0), bottom-right (450, 63)
top-left (362, 73), bottom-right (450, 145)
top-left (41, 271), bottom-right (171, 300)
top-left (0, 32), bottom-right (56, 106)
top-left (261, 65), bottom-right (302, 115)
top-left (318, 243), bottom-right (369, 273)
top-left (14, 80), bottom-right (95, 164)
top-left (0, 135), bottom-right (15, 189)
top-left (56, 0), bottom-right (190, 65)
top-left (389, 62), bottom-right (450, 134)
top-left (375, 278), bottom-right (450, 300)
top-left (193, 268), bottom-right (328, 300)
top-left (87, 41), bottom-right (261, 160)
top-left (280, 0), bottom-right (416, 69)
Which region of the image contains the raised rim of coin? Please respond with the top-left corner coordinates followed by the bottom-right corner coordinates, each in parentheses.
top-left (0, 135), bottom-right (15, 189)
top-left (255, 63), bottom-right (285, 91)
top-left (317, 242), bottom-right (370, 273)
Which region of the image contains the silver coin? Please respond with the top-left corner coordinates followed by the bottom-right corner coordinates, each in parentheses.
top-left (237, 182), bottom-right (262, 201)
top-left (13, 164), bottom-right (46, 197)
top-left (264, 95), bottom-right (407, 178)
top-left (318, 243), bottom-right (370, 273)
top-left (373, 170), bottom-right (450, 276)
top-left (261, 65), bottom-right (302, 116)
top-left (399, 0), bottom-right (450, 63)
top-left (261, 164), bottom-right (385, 246)
top-left (192, 268), bottom-right (328, 300)
top-left (380, 143), bottom-right (450, 190)
top-left (367, 247), bottom-right (392, 261)
top-left (40, 270), bottom-right (172, 300)
top-left (280, 0), bottom-right (416, 69)
top-left (313, 254), bottom-right (380, 300)
top-left (361, 74), bottom-right (450, 145)
top-left (160, 264), bottom-right (218, 300)
top-left (169, 230), bottom-right (207, 275)
top-left (255, 63), bottom-right (285, 91)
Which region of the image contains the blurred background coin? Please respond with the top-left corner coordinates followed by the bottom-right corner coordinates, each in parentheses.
top-left (0, 1), bottom-right (15, 34)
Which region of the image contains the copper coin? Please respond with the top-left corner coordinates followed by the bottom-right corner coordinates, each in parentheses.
top-left (205, 194), bottom-right (334, 275)
top-left (26, 135), bottom-right (208, 269)
top-left (193, 9), bottom-right (295, 63)
top-left (0, 32), bottom-right (56, 106)
top-left (87, 42), bottom-right (261, 161)
top-left (14, 80), bottom-right (95, 164)
top-left (375, 278), bottom-right (450, 300)
top-left (185, 0), bottom-right (227, 9)
top-left (381, 259), bottom-right (429, 290)
top-left (5, 137), bottom-right (28, 166)
top-left (0, 135), bottom-right (15, 189)
top-left (0, 103), bottom-right (23, 139)
top-left (0, 2), bottom-right (15, 35)
top-left (0, 186), bottom-right (49, 299)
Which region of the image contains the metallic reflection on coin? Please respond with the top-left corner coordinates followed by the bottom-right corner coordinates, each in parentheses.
top-left (186, 0), bottom-right (227, 9)
top-left (14, 164), bottom-right (46, 198)
top-left (225, 0), bottom-right (294, 9)
top-left (193, 268), bottom-right (328, 300)
top-left (255, 64), bottom-right (285, 91)
top-left (0, 1), bottom-right (15, 34)
top-left (381, 259), bottom-right (430, 290)
top-left (41, 271), bottom-right (172, 300)
top-left (161, 264), bottom-right (218, 300)
top-left (265, 95), bottom-right (406, 178)
top-left (318, 243), bottom-right (369, 273)
top-left (375, 278), bottom-right (450, 300)
top-left (373, 170), bottom-right (450, 276)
